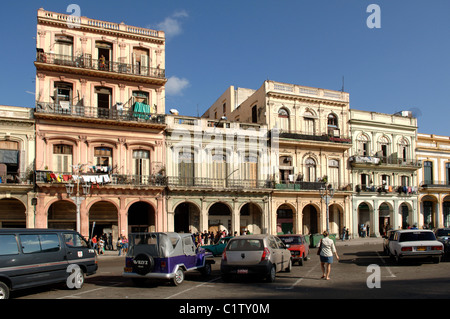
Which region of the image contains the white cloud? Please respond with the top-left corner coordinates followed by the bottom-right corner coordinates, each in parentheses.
top-left (166, 76), bottom-right (190, 96)
top-left (156, 10), bottom-right (189, 39)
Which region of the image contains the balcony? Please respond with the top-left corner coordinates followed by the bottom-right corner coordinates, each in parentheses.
top-left (275, 130), bottom-right (352, 144)
top-left (420, 181), bottom-right (450, 189)
top-left (35, 52), bottom-right (166, 84)
top-left (35, 102), bottom-right (165, 127)
top-left (355, 184), bottom-right (418, 195)
top-left (167, 176), bottom-right (274, 190)
top-left (274, 180), bottom-right (352, 191)
top-left (0, 172), bottom-right (34, 186)
top-left (36, 171), bottom-right (167, 188)
top-left (349, 156), bottom-right (421, 169)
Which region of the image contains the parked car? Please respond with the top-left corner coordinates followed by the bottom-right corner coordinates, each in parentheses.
top-left (220, 234), bottom-right (292, 282)
top-left (277, 234), bottom-right (309, 265)
top-left (123, 232), bottom-right (215, 286)
top-left (434, 228), bottom-right (450, 255)
top-left (0, 228), bottom-right (98, 299)
top-left (387, 229), bottom-right (444, 264)
top-left (202, 236), bottom-right (233, 256)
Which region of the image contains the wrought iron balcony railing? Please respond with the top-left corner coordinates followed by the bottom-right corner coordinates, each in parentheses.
top-left (275, 130), bottom-right (352, 144)
top-left (35, 102), bottom-right (166, 125)
top-left (36, 52), bottom-right (165, 79)
top-left (275, 180), bottom-right (352, 191)
top-left (167, 176), bottom-right (274, 189)
top-left (35, 171), bottom-right (167, 187)
top-left (420, 181), bottom-right (450, 188)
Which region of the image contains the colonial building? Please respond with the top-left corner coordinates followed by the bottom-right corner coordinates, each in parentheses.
top-left (349, 110), bottom-right (420, 237)
top-left (165, 114), bottom-right (272, 235)
top-left (416, 133), bottom-right (450, 228)
top-left (0, 105), bottom-right (35, 228)
top-left (33, 9), bottom-right (167, 238)
top-left (203, 80), bottom-right (353, 236)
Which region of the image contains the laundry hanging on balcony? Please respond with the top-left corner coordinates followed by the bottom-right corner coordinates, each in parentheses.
top-left (132, 102), bottom-right (155, 119)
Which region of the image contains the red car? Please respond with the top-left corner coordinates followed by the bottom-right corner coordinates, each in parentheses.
top-left (278, 234), bottom-right (309, 266)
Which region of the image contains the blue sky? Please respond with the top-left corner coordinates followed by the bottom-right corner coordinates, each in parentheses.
top-left (0, 0), bottom-right (449, 135)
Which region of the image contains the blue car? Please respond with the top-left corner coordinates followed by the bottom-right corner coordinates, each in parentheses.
top-left (123, 232), bottom-right (215, 286)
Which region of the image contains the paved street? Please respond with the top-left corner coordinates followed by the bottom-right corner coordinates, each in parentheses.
top-left (11, 238), bottom-right (450, 301)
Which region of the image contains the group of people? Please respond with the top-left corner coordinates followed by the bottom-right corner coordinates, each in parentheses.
top-left (193, 230), bottom-right (229, 246)
top-left (90, 233), bottom-right (128, 256)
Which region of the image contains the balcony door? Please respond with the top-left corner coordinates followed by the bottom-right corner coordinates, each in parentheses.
top-left (96, 41), bottom-right (112, 71)
top-left (424, 161), bottom-right (433, 185)
top-left (133, 150), bottom-right (150, 183)
top-left (178, 151), bottom-right (194, 186)
top-left (96, 87), bottom-right (112, 118)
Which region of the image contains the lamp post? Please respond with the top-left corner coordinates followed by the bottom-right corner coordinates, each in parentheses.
top-left (65, 180), bottom-right (90, 234)
top-left (319, 183), bottom-right (335, 233)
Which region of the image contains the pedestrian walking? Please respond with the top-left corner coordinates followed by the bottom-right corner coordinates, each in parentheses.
top-left (319, 231), bottom-right (340, 280)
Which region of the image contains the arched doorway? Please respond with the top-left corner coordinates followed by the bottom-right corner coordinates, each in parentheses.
top-left (357, 202), bottom-right (371, 237)
top-left (0, 198), bottom-right (26, 228)
top-left (89, 201), bottom-right (118, 240)
top-left (208, 202), bottom-right (231, 234)
top-left (174, 202), bottom-right (200, 233)
top-left (400, 202), bottom-right (412, 229)
top-left (277, 204), bottom-right (294, 234)
top-left (128, 202), bottom-right (156, 233)
top-left (378, 203), bottom-right (392, 236)
top-left (303, 204), bottom-right (318, 235)
top-left (48, 200), bottom-right (76, 230)
top-left (240, 202), bottom-right (263, 235)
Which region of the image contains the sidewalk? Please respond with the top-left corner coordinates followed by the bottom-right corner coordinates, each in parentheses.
top-left (96, 249), bottom-right (126, 258)
top-left (335, 236), bottom-right (383, 247)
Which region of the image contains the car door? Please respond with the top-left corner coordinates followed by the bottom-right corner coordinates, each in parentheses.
top-left (268, 236), bottom-right (282, 271)
top-left (182, 236), bottom-right (197, 269)
top-left (274, 236), bottom-right (289, 269)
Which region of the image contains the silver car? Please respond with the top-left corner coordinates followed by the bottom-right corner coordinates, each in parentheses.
top-left (220, 234), bottom-right (292, 282)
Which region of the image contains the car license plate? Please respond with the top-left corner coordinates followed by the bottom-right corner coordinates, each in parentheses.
top-left (237, 269), bottom-right (248, 274)
top-left (417, 247), bottom-right (426, 251)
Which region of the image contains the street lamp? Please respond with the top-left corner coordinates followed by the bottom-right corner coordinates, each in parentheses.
top-left (319, 183), bottom-right (335, 233)
top-left (65, 181), bottom-right (90, 233)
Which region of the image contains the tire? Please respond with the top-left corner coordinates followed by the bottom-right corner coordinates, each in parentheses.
top-left (432, 256), bottom-right (441, 264)
top-left (266, 265), bottom-right (276, 283)
top-left (0, 282), bottom-right (10, 300)
top-left (132, 253), bottom-right (154, 275)
top-left (200, 263), bottom-right (212, 277)
top-left (171, 268), bottom-right (185, 286)
top-left (298, 255), bottom-right (304, 266)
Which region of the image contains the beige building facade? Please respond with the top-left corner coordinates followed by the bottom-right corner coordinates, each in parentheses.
top-left (349, 110), bottom-right (420, 237)
top-left (204, 80), bottom-right (353, 236)
top-left (416, 133), bottom-right (450, 228)
top-left (0, 106), bottom-right (36, 228)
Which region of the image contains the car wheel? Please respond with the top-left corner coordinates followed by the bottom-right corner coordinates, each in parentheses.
top-left (298, 255), bottom-right (304, 266)
top-left (395, 254), bottom-right (402, 264)
top-left (171, 268), bottom-right (185, 286)
top-left (266, 265), bottom-right (276, 283)
top-left (67, 266), bottom-right (85, 289)
top-left (200, 263), bottom-right (212, 277)
top-left (0, 282), bottom-right (10, 299)
top-left (432, 256), bottom-right (441, 264)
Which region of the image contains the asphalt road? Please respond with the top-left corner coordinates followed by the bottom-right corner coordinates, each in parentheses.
top-left (11, 241), bottom-right (450, 301)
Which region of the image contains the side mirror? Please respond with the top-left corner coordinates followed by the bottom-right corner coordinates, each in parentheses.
top-left (285, 244), bottom-right (290, 248)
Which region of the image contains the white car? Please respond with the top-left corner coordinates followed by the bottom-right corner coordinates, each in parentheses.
top-left (387, 229), bottom-right (444, 264)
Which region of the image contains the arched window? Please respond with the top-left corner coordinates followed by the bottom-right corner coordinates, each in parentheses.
top-left (379, 136), bottom-right (390, 160)
top-left (398, 138), bottom-right (408, 161)
top-left (278, 108), bottom-right (290, 132)
top-left (303, 110), bottom-right (315, 135)
top-left (304, 157), bottom-right (316, 182)
top-left (327, 113), bottom-right (339, 137)
top-left (357, 134), bottom-right (370, 156)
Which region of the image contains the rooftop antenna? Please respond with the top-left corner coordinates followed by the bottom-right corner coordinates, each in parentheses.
top-left (341, 76), bottom-right (345, 92)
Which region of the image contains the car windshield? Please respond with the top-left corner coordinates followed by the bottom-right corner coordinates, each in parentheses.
top-left (436, 229), bottom-right (450, 237)
top-left (279, 236), bottom-right (301, 245)
top-left (227, 239), bottom-right (263, 251)
top-left (399, 232), bottom-right (436, 242)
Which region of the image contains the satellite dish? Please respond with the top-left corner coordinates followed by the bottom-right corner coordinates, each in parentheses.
top-left (170, 109), bottom-right (179, 115)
